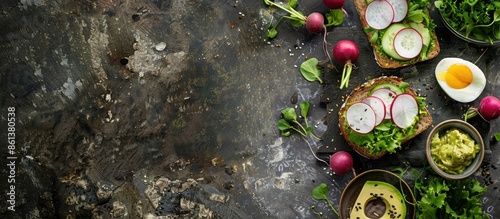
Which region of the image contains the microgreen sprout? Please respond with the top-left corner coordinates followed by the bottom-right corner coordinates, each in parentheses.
top-left (494, 133), bottom-right (500, 142)
top-left (391, 163), bottom-right (416, 206)
top-left (264, 0), bottom-right (307, 38)
top-left (277, 101), bottom-right (321, 140)
top-left (309, 206), bottom-right (324, 218)
top-left (311, 183), bottom-right (339, 216)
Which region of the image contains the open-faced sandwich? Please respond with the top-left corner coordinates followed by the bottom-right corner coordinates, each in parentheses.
top-left (338, 76), bottom-right (433, 159)
top-left (354, 0), bottom-right (440, 68)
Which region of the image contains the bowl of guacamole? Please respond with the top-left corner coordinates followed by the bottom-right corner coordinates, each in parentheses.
top-left (426, 119), bottom-right (484, 180)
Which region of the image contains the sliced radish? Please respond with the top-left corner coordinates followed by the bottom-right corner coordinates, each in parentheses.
top-left (386, 0), bottom-right (408, 23)
top-left (361, 96), bottom-right (386, 126)
top-left (346, 102), bottom-right (377, 134)
top-left (370, 88), bottom-right (397, 119)
top-left (365, 0), bottom-right (394, 30)
top-left (391, 94), bottom-right (419, 129)
top-left (393, 28), bottom-right (423, 59)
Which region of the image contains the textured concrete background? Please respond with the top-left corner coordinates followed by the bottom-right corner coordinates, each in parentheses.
top-left (0, 0), bottom-right (499, 218)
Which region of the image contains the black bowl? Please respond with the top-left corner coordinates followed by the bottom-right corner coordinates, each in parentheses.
top-left (438, 12), bottom-right (500, 46)
top-left (339, 169), bottom-right (416, 219)
top-left (425, 119), bottom-right (484, 180)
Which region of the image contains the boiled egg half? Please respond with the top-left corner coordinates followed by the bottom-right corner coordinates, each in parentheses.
top-left (435, 57), bottom-right (486, 103)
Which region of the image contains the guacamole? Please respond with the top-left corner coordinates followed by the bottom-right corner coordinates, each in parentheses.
top-left (430, 128), bottom-right (480, 174)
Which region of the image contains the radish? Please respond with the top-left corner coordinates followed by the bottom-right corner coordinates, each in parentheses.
top-left (362, 96), bottom-right (386, 126)
top-left (391, 94), bottom-right (418, 129)
top-left (306, 12), bottom-right (325, 33)
top-left (465, 95), bottom-right (500, 121)
top-left (333, 40), bottom-right (360, 89)
top-left (370, 88), bottom-right (397, 119)
top-left (346, 102), bottom-right (377, 134)
top-left (478, 96), bottom-right (500, 120)
top-left (386, 0), bottom-right (408, 23)
top-left (329, 151), bottom-right (354, 175)
top-left (304, 12), bottom-right (330, 65)
top-left (322, 0), bottom-right (348, 21)
top-left (323, 0), bottom-right (345, 9)
top-left (264, 0), bottom-right (344, 37)
top-left (364, 0), bottom-right (394, 30)
top-left (263, 0), bottom-right (325, 35)
top-left (393, 28), bottom-right (423, 59)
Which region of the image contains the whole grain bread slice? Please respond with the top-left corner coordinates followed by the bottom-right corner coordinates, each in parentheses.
top-left (338, 76), bottom-right (433, 159)
top-left (353, 0), bottom-right (440, 69)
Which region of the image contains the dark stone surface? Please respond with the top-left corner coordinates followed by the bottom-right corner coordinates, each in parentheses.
top-left (0, 0), bottom-right (499, 218)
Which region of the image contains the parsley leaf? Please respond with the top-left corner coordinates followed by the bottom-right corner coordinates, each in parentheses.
top-left (414, 175), bottom-right (489, 219)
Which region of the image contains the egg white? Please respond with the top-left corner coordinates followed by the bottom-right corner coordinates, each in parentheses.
top-left (435, 57), bottom-right (486, 103)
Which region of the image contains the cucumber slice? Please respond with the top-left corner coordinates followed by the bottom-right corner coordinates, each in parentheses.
top-left (393, 28), bottom-right (423, 59)
top-left (369, 83), bottom-right (406, 95)
top-left (409, 22), bottom-right (431, 46)
top-left (381, 23), bottom-right (407, 60)
top-left (365, 0), bottom-right (394, 30)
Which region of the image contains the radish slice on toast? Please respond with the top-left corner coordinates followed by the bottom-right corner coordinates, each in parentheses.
top-left (365, 0), bottom-right (394, 30)
top-left (362, 96), bottom-right (386, 126)
top-left (386, 0), bottom-right (408, 23)
top-left (393, 28), bottom-right (423, 59)
top-left (346, 102), bottom-right (377, 134)
top-left (391, 93), bottom-right (419, 129)
top-left (370, 88), bottom-right (397, 119)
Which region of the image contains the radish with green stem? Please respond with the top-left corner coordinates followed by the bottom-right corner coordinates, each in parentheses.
top-left (464, 95), bottom-right (500, 121)
top-left (263, 0), bottom-right (345, 63)
top-left (333, 40), bottom-right (360, 89)
top-left (263, 0), bottom-right (344, 36)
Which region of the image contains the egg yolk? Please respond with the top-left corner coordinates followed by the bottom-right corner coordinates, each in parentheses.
top-left (444, 64), bottom-right (473, 89)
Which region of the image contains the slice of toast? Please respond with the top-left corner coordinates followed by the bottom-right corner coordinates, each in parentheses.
top-left (353, 0), bottom-right (440, 69)
top-left (338, 76), bottom-right (433, 159)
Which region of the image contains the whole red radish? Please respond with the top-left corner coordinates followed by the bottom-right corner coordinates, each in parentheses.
top-left (464, 95), bottom-right (500, 121)
top-left (306, 12), bottom-right (325, 33)
top-left (333, 40), bottom-right (359, 89)
top-left (478, 96), bottom-right (500, 120)
top-left (323, 0), bottom-right (345, 9)
top-left (329, 151), bottom-right (353, 175)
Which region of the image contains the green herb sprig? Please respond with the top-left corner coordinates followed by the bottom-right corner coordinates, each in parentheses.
top-left (311, 183), bottom-right (340, 216)
top-left (264, 0), bottom-right (306, 38)
top-left (412, 170), bottom-right (489, 219)
top-left (277, 101), bottom-right (321, 140)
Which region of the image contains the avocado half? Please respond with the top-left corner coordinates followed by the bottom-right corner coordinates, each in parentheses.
top-left (349, 181), bottom-right (406, 219)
